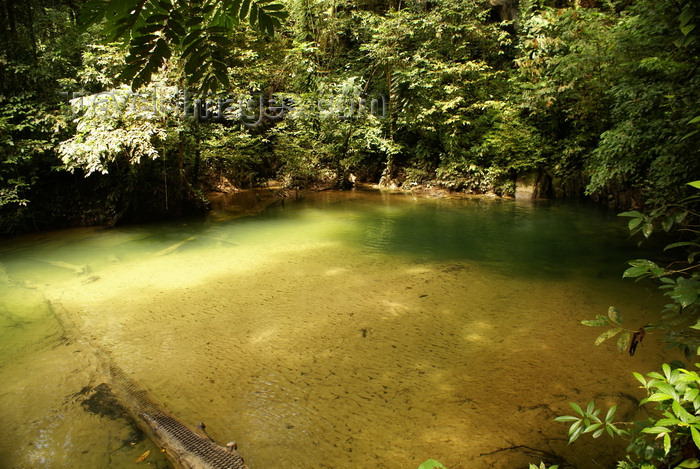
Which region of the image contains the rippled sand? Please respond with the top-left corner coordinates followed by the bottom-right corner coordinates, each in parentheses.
top-left (0, 191), bottom-right (674, 468)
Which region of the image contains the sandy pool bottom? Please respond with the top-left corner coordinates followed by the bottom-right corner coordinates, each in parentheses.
top-left (0, 235), bottom-right (672, 469)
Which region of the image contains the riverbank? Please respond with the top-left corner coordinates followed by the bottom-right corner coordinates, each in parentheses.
top-left (0, 173), bottom-right (635, 238)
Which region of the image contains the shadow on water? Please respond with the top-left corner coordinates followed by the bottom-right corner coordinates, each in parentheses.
top-left (251, 190), bottom-right (661, 280)
top-left (1, 189), bottom-right (653, 283)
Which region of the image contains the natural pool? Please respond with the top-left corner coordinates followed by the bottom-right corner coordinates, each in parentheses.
top-left (0, 190), bottom-right (675, 468)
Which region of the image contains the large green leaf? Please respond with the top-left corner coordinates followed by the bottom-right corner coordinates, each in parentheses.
top-left (628, 217), bottom-right (643, 230)
top-left (665, 242), bottom-right (700, 251)
top-left (641, 426), bottom-right (671, 434)
top-left (623, 259), bottom-right (659, 278)
top-left (595, 328), bottom-right (621, 345)
top-left (568, 424), bottom-right (583, 444)
top-left (554, 415), bottom-right (580, 422)
top-left (618, 211), bottom-right (644, 218)
top-left (582, 422), bottom-right (602, 434)
top-left (622, 266), bottom-right (649, 278)
top-left (569, 402), bottom-right (585, 416)
top-left (581, 315), bottom-right (609, 327)
top-left (693, 427), bottom-right (700, 452)
top-left (604, 405), bottom-right (617, 423)
top-left (608, 306), bottom-right (622, 325)
top-left (617, 332), bottom-right (631, 353)
top-left (671, 401), bottom-right (698, 424)
top-left (669, 279), bottom-right (700, 308)
top-left (633, 372), bottom-right (647, 386)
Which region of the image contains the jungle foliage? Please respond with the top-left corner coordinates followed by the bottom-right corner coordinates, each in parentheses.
top-left (0, 0), bottom-right (698, 233)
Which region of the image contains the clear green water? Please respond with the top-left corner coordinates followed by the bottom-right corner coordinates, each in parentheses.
top-left (0, 190), bottom-right (674, 468)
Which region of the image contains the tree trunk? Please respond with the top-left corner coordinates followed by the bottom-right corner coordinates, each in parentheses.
top-left (384, 62), bottom-right (395, 178)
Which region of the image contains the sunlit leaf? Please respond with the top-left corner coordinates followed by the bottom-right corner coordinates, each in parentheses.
top-left (605, 405), bottom-right (617, 423)
top-left (629, 217), bottom-right (643, 230)
top-left (618, 211), bottom-right (644, 218)
top-left (585, 400), bottom-right (596, 415)
top-left (623, 265), bottom-right (650, 278)
top-left (617, 332), bottom-right (631, 353)
top-left (417, 459), bottom-right (447, 469)
top-left (569, 419), bottom-right (582, 436)
top-left (662, 363), bottom-right (672, 380)
top-left (657, 418), bottom-right (682, 426)
top-left (581, 315), bottom-right (609, 327)
top-left (568, 424), bottom-right (583, 444)
top-left (670, 283), bottom-right (699, 309)
top-left (652, 383), bottom-right (677, 401)
top-left (642, 426), bottom-right (671, 434)
top-left (686, 389), bottom-right (700, 402)
top-left (673, 401), bottom-right (696, 424)
top-left (608, 306), bottom-right (623, 325)
top-left (583, 422), bottom-right (602, 434)
top-left (643, 393), bottom-right (673, 403)
top-left (569, 402), bottom-right (584, 416)
top-left (662, 217), bottom-right (674, 232)
top-left (595, 328), bottom-right (621, 346)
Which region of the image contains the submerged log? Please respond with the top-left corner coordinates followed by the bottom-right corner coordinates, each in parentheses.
top-left (153, 236), bottom-right (197, 257)
top-left (48, 300), bottom-right (248, 469)
top-left (45, 260), bottom-right (90, 274)
top-left (109, 363), bottom-right (248, 469)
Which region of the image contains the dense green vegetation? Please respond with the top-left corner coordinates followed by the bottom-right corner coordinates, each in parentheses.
top-left (1, 0), bottom-right (697, 233)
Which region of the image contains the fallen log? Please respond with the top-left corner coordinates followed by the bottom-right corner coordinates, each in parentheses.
top-left (48, 300), bottom-right (248, 469)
